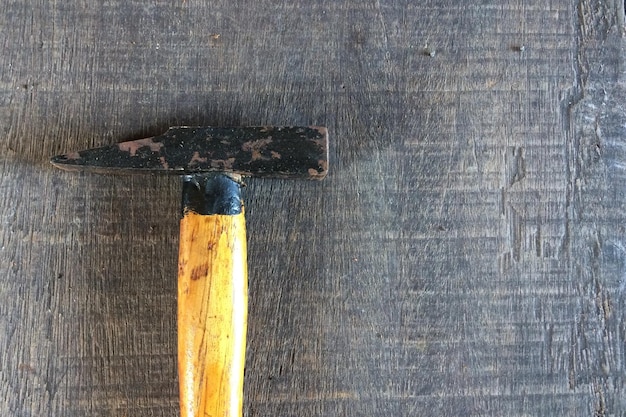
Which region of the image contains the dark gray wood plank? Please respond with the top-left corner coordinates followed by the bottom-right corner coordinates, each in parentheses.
top-left (1, 0), bottom-right (625, 416)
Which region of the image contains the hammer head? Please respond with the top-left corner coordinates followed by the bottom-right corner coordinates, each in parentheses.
top-left (51, 126), bottom-right (328, 180)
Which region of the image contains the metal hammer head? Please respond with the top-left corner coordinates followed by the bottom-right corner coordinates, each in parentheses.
top-left (51, 126), bottom-right (328, 180)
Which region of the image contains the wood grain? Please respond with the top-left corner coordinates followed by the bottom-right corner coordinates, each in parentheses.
top-left (1, 0), bottom-right (625, 416)
top-left (178, 212), bottom-right (247, 417)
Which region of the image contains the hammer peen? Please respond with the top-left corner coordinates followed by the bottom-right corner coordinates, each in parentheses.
top-left (51, 126), bottom-right (329, 417)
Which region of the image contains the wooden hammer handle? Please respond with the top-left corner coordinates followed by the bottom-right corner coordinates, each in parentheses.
top-left (177, 177), bottom-right (247, 417)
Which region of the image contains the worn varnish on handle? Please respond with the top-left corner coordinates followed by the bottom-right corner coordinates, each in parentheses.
top-left (178, 212), bottom-right (247, 417)
top-left (178, 175), bottom-right (247, 417)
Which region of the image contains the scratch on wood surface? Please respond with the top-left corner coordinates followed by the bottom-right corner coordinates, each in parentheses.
top-left (504, 146), bottom-right (526, 187)
top-left (374, 0), bottom-right (390, 58)
top-left (270, 391), bottom-right (359, 402)
top-left (499, 145), bottom-right (528, 271)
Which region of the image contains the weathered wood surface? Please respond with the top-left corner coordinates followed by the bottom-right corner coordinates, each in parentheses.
top-left (1, 1), bottom-right (625, 416)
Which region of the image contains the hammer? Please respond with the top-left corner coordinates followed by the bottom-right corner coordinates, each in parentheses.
top-left (51, 126), bottom-right (329, 417)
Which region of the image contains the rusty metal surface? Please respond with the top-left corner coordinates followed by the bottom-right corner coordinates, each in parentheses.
top-left (51, 126), bottom-right (328, 180)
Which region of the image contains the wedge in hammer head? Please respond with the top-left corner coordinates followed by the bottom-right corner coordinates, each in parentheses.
top-left (51, 126), bottom-right (328, 417)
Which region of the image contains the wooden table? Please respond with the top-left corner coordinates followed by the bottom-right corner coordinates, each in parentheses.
top-left (1, 1), bottom-right (624, 415)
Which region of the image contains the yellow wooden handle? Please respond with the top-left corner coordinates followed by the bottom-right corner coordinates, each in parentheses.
top-left (177, 211), bottom-right (247, 417)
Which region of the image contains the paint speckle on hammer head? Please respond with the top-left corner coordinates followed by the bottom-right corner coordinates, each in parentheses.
top-left (189, 151), bottom-right (208, 166)
top-left (210, 158), bottom-right (236, 170)
top-left (118, 137), bottom-right (164, 156)
top-left (51, 126), bottom-right (329, 180)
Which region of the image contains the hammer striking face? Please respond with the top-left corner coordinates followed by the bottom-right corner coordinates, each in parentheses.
top-left (51, 126), bottom-right (329, 417)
